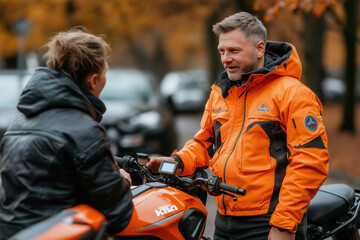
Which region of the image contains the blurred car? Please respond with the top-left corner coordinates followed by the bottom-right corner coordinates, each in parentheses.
top-left (321, 77), bottom-right (345, 102)
top-left (0, 71), bottom-right (31, 142)
top-left (0, 71), bottom-right (31, 165)
top-left (100, 69), bottom-right (178, 157)
top-left (160, 69), bottom-right (210, 113)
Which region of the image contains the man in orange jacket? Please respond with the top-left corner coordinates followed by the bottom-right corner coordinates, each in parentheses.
top-left (147, 11), bottom-right (329, 240)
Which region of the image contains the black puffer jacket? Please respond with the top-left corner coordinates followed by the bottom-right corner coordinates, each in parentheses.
top-left (0, 67), bottom-right (133, 238)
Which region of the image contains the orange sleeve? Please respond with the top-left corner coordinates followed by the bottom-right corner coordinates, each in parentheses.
top-left (270, 84), bottom-right (329, 232)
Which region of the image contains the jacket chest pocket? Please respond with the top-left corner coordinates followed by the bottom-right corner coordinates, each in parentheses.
top-left (240, 124), bottom-right (272, 173)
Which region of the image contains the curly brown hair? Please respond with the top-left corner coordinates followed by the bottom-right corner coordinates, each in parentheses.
top-left (43, 27), bottom-right (111, 85)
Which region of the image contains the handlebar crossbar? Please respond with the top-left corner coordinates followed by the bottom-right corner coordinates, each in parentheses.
top-left (115, 155), bottom-right (246, 198)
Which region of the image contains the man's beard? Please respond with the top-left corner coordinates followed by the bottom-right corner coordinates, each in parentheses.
top-left (227, 54), bottom-right (259, 81)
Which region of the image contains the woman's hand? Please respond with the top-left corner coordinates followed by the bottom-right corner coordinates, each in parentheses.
top-left (120, 168), bottom-right (132, 185)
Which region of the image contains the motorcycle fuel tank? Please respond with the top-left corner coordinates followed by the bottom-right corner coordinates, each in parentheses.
top-left (115, 182), bottom-right (207, 240)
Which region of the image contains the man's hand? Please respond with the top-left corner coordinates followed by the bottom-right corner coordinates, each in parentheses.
top-left (268, 226), bottom-right (295, 240)
top-left (147, 156), bottom-right (182, 175)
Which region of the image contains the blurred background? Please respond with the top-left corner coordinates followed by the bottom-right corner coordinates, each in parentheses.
top-left (0, 1), bottom-right (359, 231)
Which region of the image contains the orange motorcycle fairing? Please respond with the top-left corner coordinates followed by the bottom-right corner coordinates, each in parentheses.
top-left (114, 182), bottom-right (208, 240)
top-left (10, 205), bottom-right (106, 240)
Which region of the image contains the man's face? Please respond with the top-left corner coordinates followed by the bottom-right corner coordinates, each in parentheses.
top-left (218, 29), bottom-right (263, 81)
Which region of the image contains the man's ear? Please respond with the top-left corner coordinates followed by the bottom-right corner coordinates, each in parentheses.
top-left (86, 73), bottom-right (99, 91)
top-left (256, 41), bottom-right (266, 59)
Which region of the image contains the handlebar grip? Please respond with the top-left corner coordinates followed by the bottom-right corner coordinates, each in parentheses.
top-left (114, 156), bottom-right (126, 168)
top-left (218, 182), bottom-right (246, 196)
top-left (114, 156), bottom-right (135, 171)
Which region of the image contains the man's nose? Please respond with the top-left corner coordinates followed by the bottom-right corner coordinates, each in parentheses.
top-left (221, 52), bottom-right (232, 63)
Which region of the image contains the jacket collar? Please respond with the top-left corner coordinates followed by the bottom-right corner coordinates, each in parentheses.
top-left (17, 67), bottom-right (106, 122)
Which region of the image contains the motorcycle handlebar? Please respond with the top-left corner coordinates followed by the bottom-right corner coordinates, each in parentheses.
top-left (115, 156), bottom-right (133, 170)
top-left (115, 155), bottom-right (157, 181)
top-left (177, 176), bottom-right (246, 198)
top-left (218, 182), bottom-right (246, 196)
top-left (115, 154), bottom-right (246, 197)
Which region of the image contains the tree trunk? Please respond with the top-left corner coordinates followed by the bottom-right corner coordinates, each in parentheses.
top-left (206, 10), bottom-right (223, 85)
top-left (303, 13), bottom-right (325, 102)
top-left (206, 0), bottom-right (256, 85)
top-left (341, 0), bottom-right (358, 133)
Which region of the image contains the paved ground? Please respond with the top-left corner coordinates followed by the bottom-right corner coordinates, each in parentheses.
top-left (174, 103), bottom-right (360, 238)
top-left (322, 104), bottom-right (360, 187)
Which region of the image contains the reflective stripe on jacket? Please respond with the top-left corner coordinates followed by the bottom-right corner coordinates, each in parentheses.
top-left (173, 42), bottom-right (329, 233)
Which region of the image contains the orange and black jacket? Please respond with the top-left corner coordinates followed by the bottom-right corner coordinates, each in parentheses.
top-left (172, 42), bottom-right (329, 233)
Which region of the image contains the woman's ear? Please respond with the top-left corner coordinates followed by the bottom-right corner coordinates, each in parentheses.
top-left (86, 73), bottom-right (99, 91)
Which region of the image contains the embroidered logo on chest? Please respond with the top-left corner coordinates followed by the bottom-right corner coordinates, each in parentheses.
top-left (212, 107), bottom-right (229, 114)
top-left (257, 104), bottom-right (270, 112)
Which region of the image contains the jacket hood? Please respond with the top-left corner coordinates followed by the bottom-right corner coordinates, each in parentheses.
top-left (215, 42), bottom-right (302, 98)
top-left (17, 67), bottom-right (105, 122)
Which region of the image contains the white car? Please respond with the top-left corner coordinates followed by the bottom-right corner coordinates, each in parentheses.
top-left (100, 69), bottom-right (178, 157)
top-left (0, 71), bottom-right (31, 141)
top-left (160, 69), bottom-right (210, 112)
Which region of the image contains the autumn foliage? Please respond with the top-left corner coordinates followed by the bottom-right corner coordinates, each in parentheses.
top-left (0, 0), bottom-right (227, 69)
top-left (254, 0), bottom-right (336, 21)
top-left (0, 0), bottom-right (353, 75)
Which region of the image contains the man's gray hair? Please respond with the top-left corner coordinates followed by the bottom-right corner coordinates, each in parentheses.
top-left (212, 12), bottom-right (267, 44)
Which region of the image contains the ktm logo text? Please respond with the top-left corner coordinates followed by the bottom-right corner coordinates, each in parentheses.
top-left (155, 204), bottom-right (178, 216)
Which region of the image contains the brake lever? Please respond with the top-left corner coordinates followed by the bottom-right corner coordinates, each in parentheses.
top-left (221, 191), bottom-right (237, 201)
top-left (140, 166), bottom-right (157, 182)
top-left (125, 157), bottom-right (157, 182)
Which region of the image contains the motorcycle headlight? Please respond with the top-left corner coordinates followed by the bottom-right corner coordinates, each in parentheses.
top-left (179, 209), bottom-right (206, 240)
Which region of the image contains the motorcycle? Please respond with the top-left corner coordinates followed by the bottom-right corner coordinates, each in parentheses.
top-left (306, 183), bottom-right (360, 240)
top-left (9, 153), bottom-right (246, 240)
top-left (9, 153), bottom-right (360, 240)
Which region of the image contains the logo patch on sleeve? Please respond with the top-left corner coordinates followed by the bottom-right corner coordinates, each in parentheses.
top-left (304, 114), bottom-right (318, 131)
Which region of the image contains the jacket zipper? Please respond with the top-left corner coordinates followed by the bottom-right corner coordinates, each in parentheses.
top-left (216, 141), bottom-right (224, 158)
top-left (222, 89), bottom-right (248, 214)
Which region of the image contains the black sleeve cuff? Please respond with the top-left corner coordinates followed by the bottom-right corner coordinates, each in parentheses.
top-left (171, 154), bottom-right (184, 171)
top-left (277, 227), bottom-right (291, 233)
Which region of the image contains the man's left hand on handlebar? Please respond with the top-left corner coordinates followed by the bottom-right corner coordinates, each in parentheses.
top-left (147, 156), bottom-right (183, 175)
